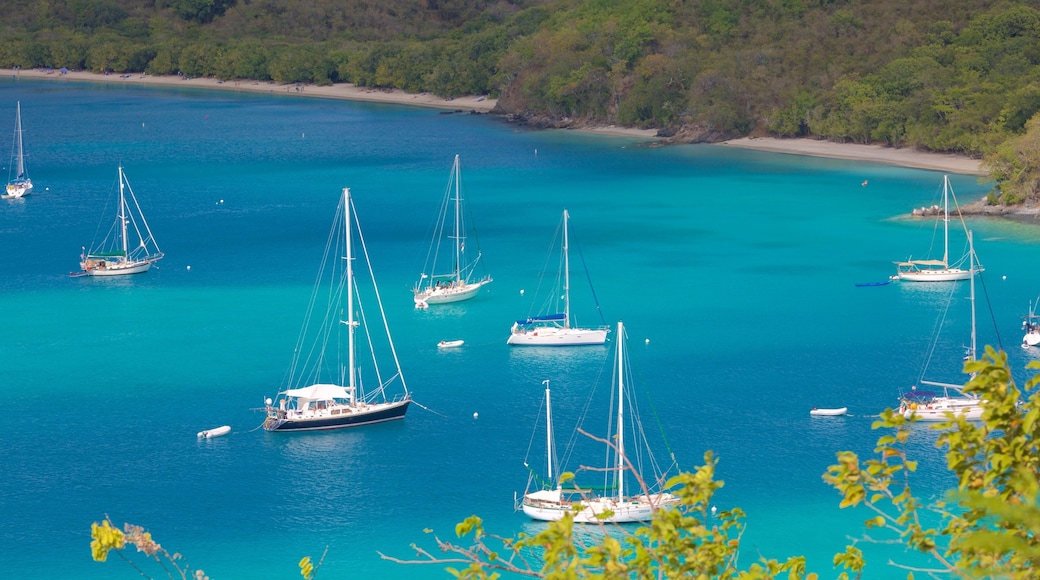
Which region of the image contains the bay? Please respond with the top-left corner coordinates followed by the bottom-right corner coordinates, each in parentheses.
top-left (1, 77), bottom-right (1036, 579)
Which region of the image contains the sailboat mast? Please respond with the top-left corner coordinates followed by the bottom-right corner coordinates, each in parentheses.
top-left (344, 188), bottom-right (356, 393)
top-left (616, 321), bottom-right (625, 501)
top-left (543, 379), bottom-right (554, 482)
top-left (563, 209), bottom-right (571, 329)
top-left (14, 102), bottom-right (24, 177)
top-left (942, 175), bottom-right (950, 267)
top-left (969, 230), bottom-right (976, 362)
top-left (118, 167), bottom-right (128, 257)
top-left (453, 155), bottom-right (462, 284)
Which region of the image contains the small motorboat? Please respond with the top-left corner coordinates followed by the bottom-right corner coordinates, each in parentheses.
top-left (438, 339), bottom-right (464, 348)
top-left (810, 407), bottom-right (847, 417)
top-left (197, 425), bottom-right (231, 438)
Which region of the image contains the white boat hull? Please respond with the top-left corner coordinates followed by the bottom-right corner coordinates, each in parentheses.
top-left (522, 493), bottom-right (679, 523)
top-left (507, 326), bottom-right (608, 346)
top-left (82, 259), bottom-right (156, 276)
top-left (437, 340), bottom-right (464, 348)
top-left (3, 180), bottom-right (32, 199)
top-left (414, 279), bottom-right (489, 306)
top-left (897, 268), bottom-right (971, 282)
top-left (900, 398), bottom-right (984, 421)
top-left (197, 425), bottom-right (231, 438)
top-left (1024, 331), bottom-right (1040, 347)
top-left (810, 407), bottom-right (847, 416)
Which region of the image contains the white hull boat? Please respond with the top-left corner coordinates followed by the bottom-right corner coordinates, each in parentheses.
top-left (899, 231), bottom-right (985, 422)
top-left (519, 322), bottom-right (679, 523)
top-left (197, 425), bottom-right (231, 439)
top-left (810, 407), bottom-right (847, 417)
top-left (413, 154), bottom-right (491, 307)
top-left (507, 209), bottom-right (609, 346)
top-left (3, 102), bottom-right (32, 200)
top-left (894, 175), bottom-right (978, 282)
top-left (74, 166), bottom-right (164, 277)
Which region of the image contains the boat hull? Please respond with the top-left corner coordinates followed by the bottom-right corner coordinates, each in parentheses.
top-left (80, 257), bottom-right (161, 276)
top-left (264, 399), bottom-right (410, 432)
top-left (197, 425), bottom-right (231, 438)
top-left (897, 268), bottom-right (972, 282)
top-left (900, 398), bottom-right (983, 421)
top-left (3, 180), bottom-right (32, 199)
top-left (414, 279), bottom-right (490, 306)
top-left (507, 327), bottom-right (608, 346)
top-left (1024, 331), bottom-right (1040, 347)
top-left (810, 407), bottom-right (847, 416)
top-left (522, 493), bottom-right (678, 523)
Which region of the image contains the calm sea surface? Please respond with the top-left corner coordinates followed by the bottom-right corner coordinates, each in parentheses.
top-left (2, 77), bottom-right (1038, 579)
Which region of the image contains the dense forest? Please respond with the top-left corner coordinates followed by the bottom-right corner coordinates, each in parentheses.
top-left (4, 0), bottom-right (1040, 200)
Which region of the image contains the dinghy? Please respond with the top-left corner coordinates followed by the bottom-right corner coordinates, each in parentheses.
top-left (438, 339), bottom-right (464, 348)
top-left (197, 425), bottom-right (231, 438)
top-left (809, 407), bottom-right (847, 417)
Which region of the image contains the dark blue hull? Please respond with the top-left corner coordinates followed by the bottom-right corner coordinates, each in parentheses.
top-left (264, 400), bottom-right (410, 432)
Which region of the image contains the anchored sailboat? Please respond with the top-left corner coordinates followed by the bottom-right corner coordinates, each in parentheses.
top-left (894, 175), bottom-right (979, 282)
top-left (898, 231), bottom-right (985, 421)
top-left (413, 154), bottom-right (492, 308)
top-left (263, 188), bottom-right (411, 432)
top-left (73, 166), bottom-right (163, 277)
top-left (3, 102), bottom-right (33, 200)
top-left (519, 321), bottom-right (680, 522)
top-left (507, 209), bottom-right (608, 346)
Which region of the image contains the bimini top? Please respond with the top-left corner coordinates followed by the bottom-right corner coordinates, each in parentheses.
top-left (281, 383), bottom-right (353, 402)
top-left (515, 313), bottom-right (566, 325)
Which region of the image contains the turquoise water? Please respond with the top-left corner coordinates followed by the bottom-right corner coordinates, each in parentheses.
top-left (2, 77), bottom-right (1038, 579)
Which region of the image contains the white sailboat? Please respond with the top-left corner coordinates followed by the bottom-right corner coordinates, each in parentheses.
top-left (74, 166), bottom-right (163, 277)
top-left (899, 230), bottom-right (984, 421)
top-left (894, 175), bottom-right (978, 282)
top-left (3, 101), bottom-right (33, 200)
top-left (263, 188), bottom-right (411, 432)
top-left (413, 154), bottom-right (492, 308)
top-left (519, 321), bottom-right (680, 523)
top-left (1021, 296), bottom-right (1040, 348)
top-left (507, 209), bottom-right (608, 346)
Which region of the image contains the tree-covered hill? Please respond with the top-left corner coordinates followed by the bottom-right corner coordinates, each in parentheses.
top-left (4, 0), bottom-right (1040, 200)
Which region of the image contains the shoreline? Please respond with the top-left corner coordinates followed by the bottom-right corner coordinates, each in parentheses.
top-left (718, 137), bottom-right (984, 176)
top-left (1, 67), bottom-right (499, 113)
top-left (1, 68), bottom-right (988, 177)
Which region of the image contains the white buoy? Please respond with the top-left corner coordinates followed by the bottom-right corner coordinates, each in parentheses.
top-left (645, 338), bottom-right (650, 344)
top-left (519, 289), bottom-right (525, 295)
top-left (473, 412), bottom-right (479, 419)
top-left (1003, 275), bottom-right (1007, 280)
top-left (711, 505), bottom-right (717, 516)
top-left (186, 265), bottom-right (191, 271)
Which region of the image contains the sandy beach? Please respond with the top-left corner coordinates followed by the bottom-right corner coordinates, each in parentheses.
top-left (4, 68), bottom-right (984, 175)
top-left (719, 136), bottom-right (984, 176)
top-left (2, 67), bottom-right (499, 113)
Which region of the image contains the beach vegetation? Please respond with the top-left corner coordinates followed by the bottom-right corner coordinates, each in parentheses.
top-left (6, 1), bottom-right (1040, 197)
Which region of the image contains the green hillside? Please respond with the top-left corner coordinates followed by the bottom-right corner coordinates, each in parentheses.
top-left (3, 0), bottom-right (1040, 200)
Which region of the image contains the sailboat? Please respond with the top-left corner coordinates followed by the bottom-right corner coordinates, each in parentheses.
top-left (1021, 296), bottom-right (1040, 348)
top-left (3, 102), bottom-right (33, 200)
top-left (519, 321), bottom-right (680, 523)
top-left (893, 175), bottom-right (979, 282)
top-left (413, 154), bottom-right (492, 307)
top-left (73, 166), bottom-right (163, 277)
top-left (507, 209), bottom-right (608, 346)
top-left (263, 188), bottom-right (411, 432)
top-left (898, 230), bottom-right (985, 421)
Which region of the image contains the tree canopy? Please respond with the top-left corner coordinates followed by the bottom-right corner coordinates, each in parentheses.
top-left (5, 1), bottom-right (1040, 197)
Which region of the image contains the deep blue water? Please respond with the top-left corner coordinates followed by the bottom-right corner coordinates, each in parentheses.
top-left (2, 77), bottom-right (1038, 579)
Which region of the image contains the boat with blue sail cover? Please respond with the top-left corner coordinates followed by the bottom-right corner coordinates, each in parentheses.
top-left (507, 209), bottom-right (609, 346)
